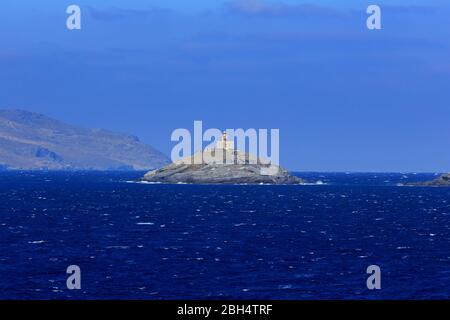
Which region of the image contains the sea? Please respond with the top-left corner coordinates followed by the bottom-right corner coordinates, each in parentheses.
top-left (1, 171), bottom-right (449, 300)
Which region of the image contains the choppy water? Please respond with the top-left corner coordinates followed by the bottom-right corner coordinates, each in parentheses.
top-left (1, 171), bottom-right (450, 299)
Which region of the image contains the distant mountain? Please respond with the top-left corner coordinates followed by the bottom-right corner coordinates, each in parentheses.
top-left (0, 109), bottom-right (170, 170)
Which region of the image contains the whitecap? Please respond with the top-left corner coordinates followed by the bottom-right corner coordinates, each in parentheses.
top-left (130, 181), bottom-right (162, 184)
top-left (278, 285), bottom-right (293, 290)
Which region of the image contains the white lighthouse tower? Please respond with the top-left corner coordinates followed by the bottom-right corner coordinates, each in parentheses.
top-left (216, 131), bottom-right (235, 151)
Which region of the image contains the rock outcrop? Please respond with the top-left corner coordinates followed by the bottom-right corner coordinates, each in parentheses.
top-left (0, 109), bottom-right (170, 170)
top-left (141, 150), bottom-right (303, 185)
top-left (408, 173), bottom-right (450, 187)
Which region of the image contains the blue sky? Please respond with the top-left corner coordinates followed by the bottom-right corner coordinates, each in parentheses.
top-left (1, 0), bottom-right (449, 172)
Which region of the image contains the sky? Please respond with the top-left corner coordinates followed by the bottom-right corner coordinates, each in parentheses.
top-left (1, 0), bottom-right (449, 172)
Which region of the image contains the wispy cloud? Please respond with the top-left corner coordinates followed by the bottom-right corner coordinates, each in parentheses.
top-left (381, 5), bottom-right (438, 15)
top-left (225, 0), bottom-right (346, 18)
top-left (86, 6), bottom-right (169, 21)
top-left (178, 31), bottom-right (444, 55)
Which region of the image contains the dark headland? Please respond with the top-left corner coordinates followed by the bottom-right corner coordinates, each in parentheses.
top-left (408, 173), bottom-right (450, 187)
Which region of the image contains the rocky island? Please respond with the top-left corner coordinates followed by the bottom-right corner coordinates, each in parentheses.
top-left (141, 132), bottom-right (303, 185)
top-left (408, 173), bottom-right (450, 187)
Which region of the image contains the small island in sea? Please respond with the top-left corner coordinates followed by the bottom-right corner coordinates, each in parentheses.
top-left (141, 132), bottom-right (303, 185)
top-left (408, 173), bottom-right (450, 187)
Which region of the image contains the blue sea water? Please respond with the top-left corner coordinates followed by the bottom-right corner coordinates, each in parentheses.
top-left (1, 171), bottom-right (450, 300)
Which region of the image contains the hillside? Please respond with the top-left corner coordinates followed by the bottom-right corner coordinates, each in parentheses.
top-left (0, 109), bottom-right (169, 170)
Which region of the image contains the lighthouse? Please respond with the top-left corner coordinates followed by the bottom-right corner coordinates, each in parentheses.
top-left (216, 131), bottom-right (235, 151)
